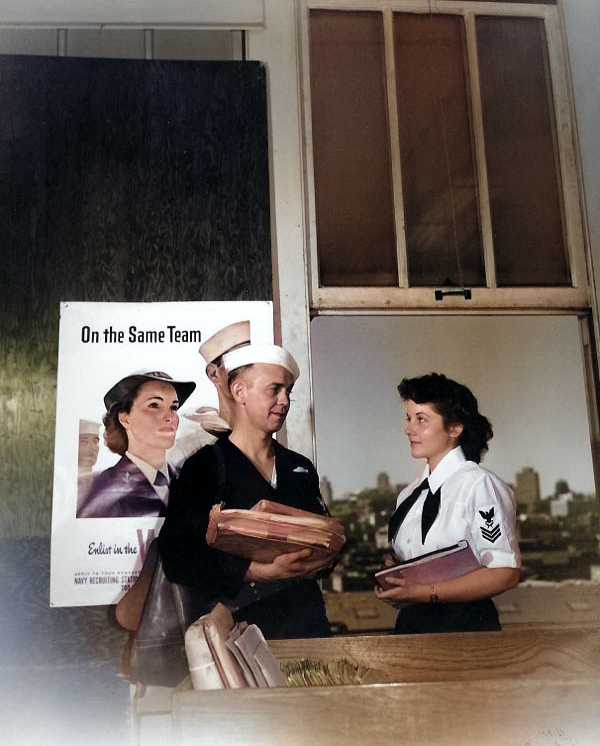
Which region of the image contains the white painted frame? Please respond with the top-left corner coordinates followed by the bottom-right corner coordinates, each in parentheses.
top-left (298, 0), bottom-right (589, 314)
top-left (246, 1), bottom-right (317, 458)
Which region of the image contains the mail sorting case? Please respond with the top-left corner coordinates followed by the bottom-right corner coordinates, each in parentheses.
top-left (170, 624), bottom-right (600, 746)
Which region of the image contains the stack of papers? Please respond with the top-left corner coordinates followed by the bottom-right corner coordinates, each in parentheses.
top-left (206, 499), bottom-right (346, 563)
top-left (185, 602), bottom-right (286, 690)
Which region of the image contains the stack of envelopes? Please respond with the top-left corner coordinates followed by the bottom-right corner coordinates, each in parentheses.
top-left (185, 602), bottom-right (287, 690)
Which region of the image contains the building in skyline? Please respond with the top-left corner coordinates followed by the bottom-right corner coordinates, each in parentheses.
top-left (551, 492), bottom-right (573, 518)
top-left (376, 472), bottom-right (391, 492)
top-left (516, 467), bottom-right (541, 508)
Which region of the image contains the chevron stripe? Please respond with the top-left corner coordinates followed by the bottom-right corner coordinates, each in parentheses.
top-left (481, 524), bottom-right (501, 543)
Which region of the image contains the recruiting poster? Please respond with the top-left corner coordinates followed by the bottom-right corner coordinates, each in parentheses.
top-left (50, 301), bottom-right (273, 607)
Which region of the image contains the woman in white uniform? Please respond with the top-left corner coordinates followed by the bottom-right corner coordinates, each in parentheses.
top-left (376, 373), bottom-right (521, 633)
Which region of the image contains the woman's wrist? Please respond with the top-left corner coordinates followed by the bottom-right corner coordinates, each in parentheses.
top-left (413, 583), bottom-right (439, 604)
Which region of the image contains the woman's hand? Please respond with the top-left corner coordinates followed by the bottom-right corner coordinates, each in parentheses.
top-left (374, 566), bottom-right (520, 607)
top-left (374, 576), bottom-right (429, 607)
top-left (244, 548), bottom-right (334, 583)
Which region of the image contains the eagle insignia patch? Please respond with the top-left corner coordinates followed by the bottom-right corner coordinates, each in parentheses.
top-left (479, 507), bottom-right (501, 543)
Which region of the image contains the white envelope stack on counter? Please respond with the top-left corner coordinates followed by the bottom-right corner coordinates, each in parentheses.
top-left (184, 602), bottom-right (287, 690)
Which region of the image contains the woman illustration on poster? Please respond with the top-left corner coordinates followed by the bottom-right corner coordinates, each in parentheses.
top-left (77, 370), bottom-right (195, 518)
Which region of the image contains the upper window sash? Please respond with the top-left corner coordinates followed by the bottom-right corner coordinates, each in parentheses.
top-left (299, 0), bottom-right (588, 312)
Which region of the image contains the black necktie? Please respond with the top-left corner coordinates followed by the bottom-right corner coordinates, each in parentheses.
top-left (388, 478), bottom-right (429, 542)
top-left (154, 471), bottom-right (168, 487)
top-left (421, 485), bottom-right (441, 543)
top-left (387, 478), bottom-right (442, 544)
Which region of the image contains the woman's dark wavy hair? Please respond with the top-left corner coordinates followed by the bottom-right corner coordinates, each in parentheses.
top-left (397, 373), bottom-right (493, 463)
top-left (102, 385), bottom-right (144, 456)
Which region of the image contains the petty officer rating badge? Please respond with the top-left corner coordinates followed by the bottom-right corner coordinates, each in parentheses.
top-left (479, 507), bottom-right (501, 543)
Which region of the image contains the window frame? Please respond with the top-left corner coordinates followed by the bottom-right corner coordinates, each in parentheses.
top-left (298, 0), bottom-right (589, 313)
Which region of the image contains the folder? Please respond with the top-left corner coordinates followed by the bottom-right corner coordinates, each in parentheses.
top-left (375, 540), bottom-right (480, 591)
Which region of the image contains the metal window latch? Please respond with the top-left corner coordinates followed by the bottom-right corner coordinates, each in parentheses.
top-left (434, 288), bottom-right (472, 301)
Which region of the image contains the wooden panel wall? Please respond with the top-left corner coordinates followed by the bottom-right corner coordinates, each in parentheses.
top-left (0, 55), bottom-right (271, 537)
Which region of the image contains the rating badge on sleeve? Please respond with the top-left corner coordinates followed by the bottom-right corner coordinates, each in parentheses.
top-left (478, 507), bottom-right (501, 543)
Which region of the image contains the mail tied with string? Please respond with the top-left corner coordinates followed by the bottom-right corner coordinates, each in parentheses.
top-left (206, 499), bottom-right (346, 564)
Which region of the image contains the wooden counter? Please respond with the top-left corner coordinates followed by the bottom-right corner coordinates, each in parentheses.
top-left (270, 623), bottom-right (600, 682)
top-left (170, 624), bottom-right (600, 746)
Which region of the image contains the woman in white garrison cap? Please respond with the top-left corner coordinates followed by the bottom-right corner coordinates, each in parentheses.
top-left (159, 344), bottom-right (340, 639)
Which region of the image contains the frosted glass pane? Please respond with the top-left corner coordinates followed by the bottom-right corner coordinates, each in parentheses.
top-left (310, 10), bottom-right (397, 287)
top-left (394, 13), bottom-right (484, 288)
top-left (477, 15), bottom-right (570, 286)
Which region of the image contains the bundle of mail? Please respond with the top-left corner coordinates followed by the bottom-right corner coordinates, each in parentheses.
top-left (206, 499), bottom-right (346, 564)
top-left (184, 602), bottom-right (287, 690)
top-left (184, 603), bottom-right (392, 690)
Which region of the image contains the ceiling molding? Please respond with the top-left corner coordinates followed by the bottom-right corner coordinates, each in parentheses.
top-left (0, 0), bottom-right (265, 29)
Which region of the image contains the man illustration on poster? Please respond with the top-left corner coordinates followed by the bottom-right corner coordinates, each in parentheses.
top-left (77, 419), bottom-right (101, 511)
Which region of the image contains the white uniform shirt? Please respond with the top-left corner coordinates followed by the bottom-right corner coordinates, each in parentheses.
top-left (390, 447), bottom-right (521, 569)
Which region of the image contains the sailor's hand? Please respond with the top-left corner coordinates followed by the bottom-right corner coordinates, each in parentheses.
top-left (245, 548), bottom-right (331, 582)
